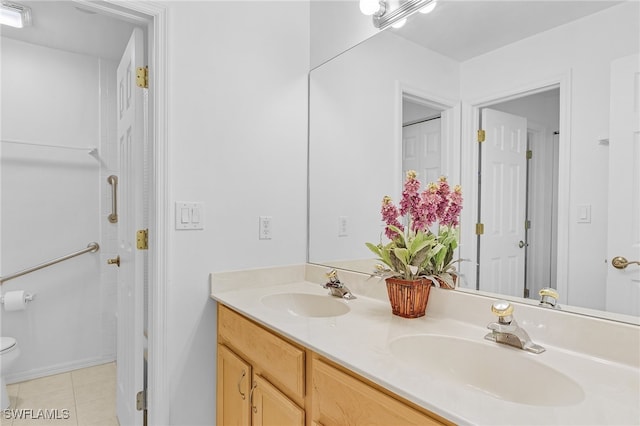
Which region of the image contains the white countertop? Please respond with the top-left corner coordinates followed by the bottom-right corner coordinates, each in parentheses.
top-left (210, 264), bottom-right (640, 426)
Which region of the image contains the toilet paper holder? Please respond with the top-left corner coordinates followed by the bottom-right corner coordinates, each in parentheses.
top-left (0, 292), bottom-right (36, 305)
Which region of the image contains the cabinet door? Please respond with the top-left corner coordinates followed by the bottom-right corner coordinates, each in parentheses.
top-left (251, 375), bottom-right (305, 426)
top-left (218, 344), bottom-right (251, 426)
top-left (312, 358), bottom-right (446, 426)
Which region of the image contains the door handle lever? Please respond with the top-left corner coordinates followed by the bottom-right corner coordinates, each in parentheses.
top-left (612, 256), bottom-right (640, 270)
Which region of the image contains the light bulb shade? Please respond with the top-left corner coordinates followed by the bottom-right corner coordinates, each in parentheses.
top-left (391, 17), bottom-right (407, 29)
top-left (360, 0), bottom-right (381, 16)
top-left (0, 2), bottom-right (31, 28)
top-left (419, 0), bottom-right (437, 14)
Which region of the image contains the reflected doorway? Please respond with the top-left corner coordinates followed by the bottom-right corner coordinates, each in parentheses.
top-left (477, 89), bottom-right (560, 300)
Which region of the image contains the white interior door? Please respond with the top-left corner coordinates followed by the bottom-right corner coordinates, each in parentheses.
top-left (606, 53), bottom-right (640, 316)
top-left (402, 118), bottom-right (441, 183)
top-left (116, 28), bottom-right (145, 426)
top-left (479, 108), bottom-right (528, 297)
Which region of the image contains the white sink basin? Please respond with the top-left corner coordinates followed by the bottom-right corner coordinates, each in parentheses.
top-left (389, 334), bottom-right (585, 406)
top-left (261, 293), bottom-right (350, 318)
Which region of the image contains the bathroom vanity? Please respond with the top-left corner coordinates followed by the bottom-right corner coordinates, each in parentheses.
top-left (217, 304), bottom-right (448, 425)
top-left (210, 264), bottom-right (640, 425)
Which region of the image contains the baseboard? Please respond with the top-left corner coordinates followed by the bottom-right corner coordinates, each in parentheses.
top-left (4, 355), bottom-right (116, 384)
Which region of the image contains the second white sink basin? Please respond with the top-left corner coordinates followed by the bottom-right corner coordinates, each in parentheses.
top-left (389, 334), bottom-right (585, 407)
top-left (261, 293), bottom-right (350, 318)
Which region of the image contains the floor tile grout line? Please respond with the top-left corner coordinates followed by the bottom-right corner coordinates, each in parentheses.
top-left (6, 363), bottom-right (116, 426)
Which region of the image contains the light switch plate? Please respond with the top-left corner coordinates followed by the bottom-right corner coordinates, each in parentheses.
top-left (577, 204), bottom-right (591, 223)
top-left (175, 202), bottom-right (204, 230)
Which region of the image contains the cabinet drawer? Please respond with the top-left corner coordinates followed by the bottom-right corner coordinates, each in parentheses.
top-left (218, 305), bottom-right (305, 402)
top-left (312, 357), bottom-right (449, 426)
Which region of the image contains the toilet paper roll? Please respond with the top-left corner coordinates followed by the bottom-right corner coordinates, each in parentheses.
top-left (3, 290), bottom-right (27, 312)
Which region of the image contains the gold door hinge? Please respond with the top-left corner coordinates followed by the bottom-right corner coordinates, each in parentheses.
top-left (477, 129), bottom-right (486, 143)
top-left (136, 66), bottom-right (148, 88)
top-left (137, 229), bottom-right (148, 250)
top-left (526, 150), bottom-right (533, 160)
top-left (475, 223), bottom-right (484, 235)
top-left (136, 390), bottom-right (146, 411)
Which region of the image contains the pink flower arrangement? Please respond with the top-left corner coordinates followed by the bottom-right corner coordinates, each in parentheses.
top-left (366, 171), bottom-right (463, 285)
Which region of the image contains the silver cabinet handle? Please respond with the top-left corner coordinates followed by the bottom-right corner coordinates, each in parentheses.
top-left (237, 370), bottom-right (246, 400)
top-left (107, 175), bottom-right (118, 223)
top-left (249, 381), bottom-right (258, 414)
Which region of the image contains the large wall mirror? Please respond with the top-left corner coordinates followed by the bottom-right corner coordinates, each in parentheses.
top-left (308, 1), bottom-right (639, 324)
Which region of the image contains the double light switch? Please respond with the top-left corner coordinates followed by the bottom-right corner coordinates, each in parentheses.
top-left (176, 202), bottom-right (204, 230)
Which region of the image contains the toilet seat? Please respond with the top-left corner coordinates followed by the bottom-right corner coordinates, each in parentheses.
top-left (0, 337), bottom-right (17, 355)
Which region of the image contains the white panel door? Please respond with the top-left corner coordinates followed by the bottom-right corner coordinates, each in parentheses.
top-left (606, 54), bottom-right (640, 316)
top-left (479, 108), bottom-right (527, 297)
top-left (116, 28), bottom-right (145, 426)
top-left (402, 118), bottom-right (441, 183)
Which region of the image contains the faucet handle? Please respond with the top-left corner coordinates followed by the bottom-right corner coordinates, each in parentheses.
top-left (326, 269), bottom-right (340, 283)
top-left (490, 300), bottom-right (514, 323)
top-left (539, 287), bottom-right (559, 308)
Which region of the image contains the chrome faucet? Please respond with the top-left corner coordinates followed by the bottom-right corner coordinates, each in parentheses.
top-left (323, 269), bottom-right (356, 300)
top-left (484, 300), bottom-right (545, 354)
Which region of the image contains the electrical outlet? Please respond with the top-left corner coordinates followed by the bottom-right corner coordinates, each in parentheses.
top-left (259, 216), bottom-right (272, 240)
top-left (338, 216), bottom-right (348, 237)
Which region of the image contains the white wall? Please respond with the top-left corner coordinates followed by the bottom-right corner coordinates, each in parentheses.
top-left (0, 38), bottom-right (117, 380)
top-left (459, 2), bottom-right (639, 309)
top-left (309, 31), bottom-right (459, 265)
top-left (165, 2), bottom-right (309, 424)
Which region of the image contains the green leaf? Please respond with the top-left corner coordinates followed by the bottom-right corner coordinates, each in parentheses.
top-left (389, 250), bottom-right (406, 277)
top-left (365, 242), bottom-right (382, 257)
top-left (393, 248), bottom-right (410, 266)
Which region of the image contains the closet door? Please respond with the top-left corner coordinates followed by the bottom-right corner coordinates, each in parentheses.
top-left (606, 53), bottom-right (640, 316)
top-left (478, 108), bottom-right (528, 297)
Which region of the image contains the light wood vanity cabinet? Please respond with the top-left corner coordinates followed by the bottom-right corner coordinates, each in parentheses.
top-left (217, 305), bottom-right (305, 426)
top-left (217, 304), bottom-right (451, 426)
top-left (311, 357), bottom-right (449, 426)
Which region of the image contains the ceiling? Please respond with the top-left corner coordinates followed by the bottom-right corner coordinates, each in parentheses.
top-left (0, 1), bottom-right (138, 61)
top-left (394, 0), bottom-right (622, 61)
top-left (0, 1), bottom-right (624, 63)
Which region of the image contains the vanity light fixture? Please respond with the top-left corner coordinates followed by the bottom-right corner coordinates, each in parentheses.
top-left (419, 0), bottom-right (438, 14)
top-left (364, 0), bottom-right (437, 30)
top-left (391, 18), bottom-right (407, 29)
top-left (0, 1), bottom-right (31, 28)
top-left (359, 0), bottom-right (386, 17)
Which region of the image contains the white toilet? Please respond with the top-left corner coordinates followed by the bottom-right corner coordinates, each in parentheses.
top-left (1, 336), bottom-right (20, 409)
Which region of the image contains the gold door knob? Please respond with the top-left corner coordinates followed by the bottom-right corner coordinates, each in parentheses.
top-left (107, 256), bottom-right (120, 267)
top-left (612, 256), bottom-right (640, 270)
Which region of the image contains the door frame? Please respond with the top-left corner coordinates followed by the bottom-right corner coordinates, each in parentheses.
top-left (73, 1), bottom-right (170, 424)
top-left (459, 72), bottom-right (571, 302)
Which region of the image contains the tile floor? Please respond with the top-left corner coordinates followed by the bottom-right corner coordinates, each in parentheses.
top-left (2, 362), bottom-right (118, 426)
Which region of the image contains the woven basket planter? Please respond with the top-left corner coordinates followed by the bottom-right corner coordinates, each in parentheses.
top-left (385, 277), bottom-right (432, 319)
